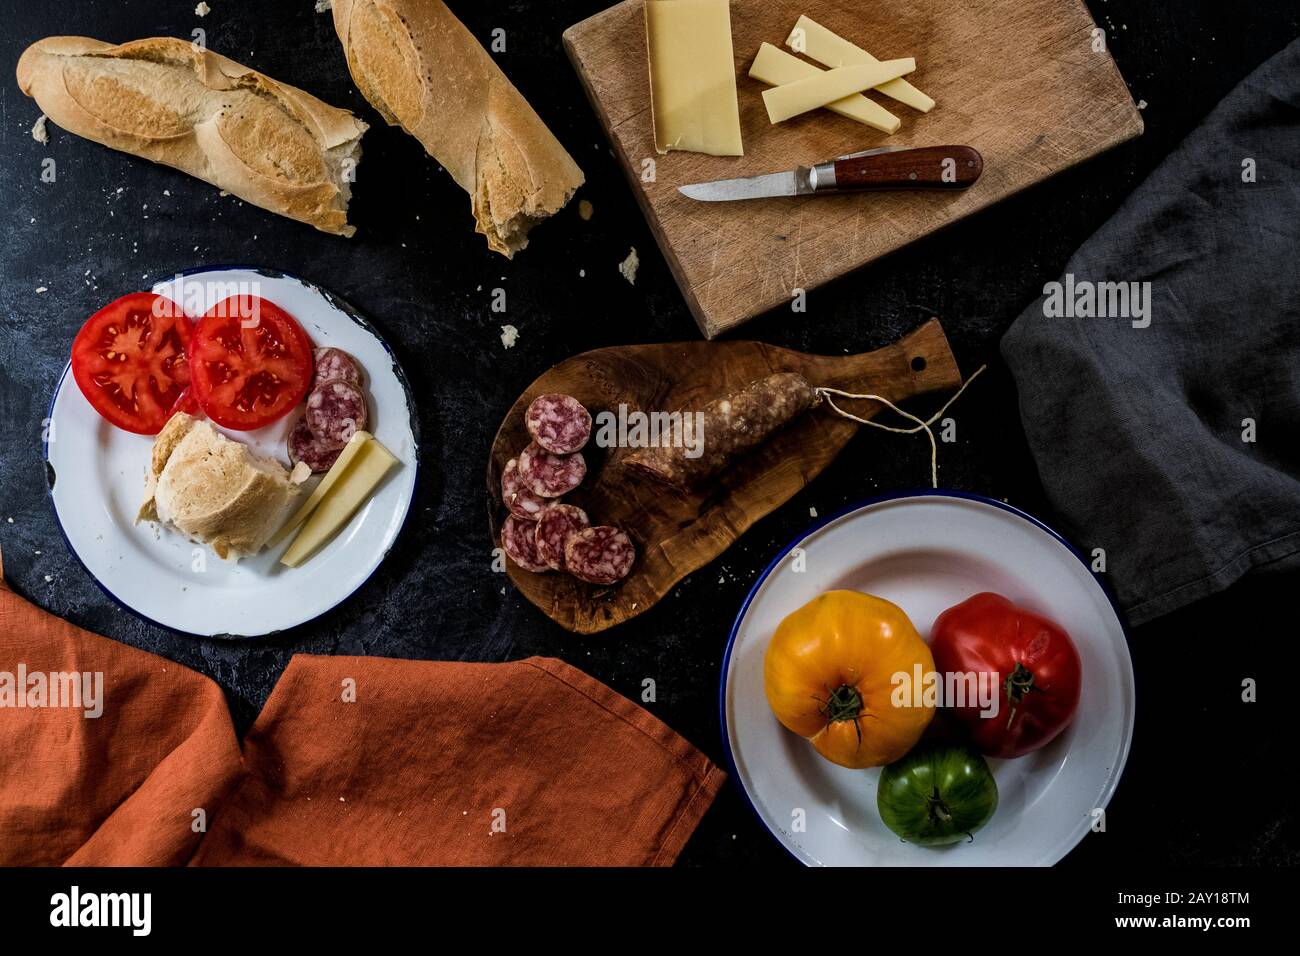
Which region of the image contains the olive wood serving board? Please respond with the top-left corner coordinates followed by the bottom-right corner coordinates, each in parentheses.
top-left (563, 0), bottom-right (1143, 337)
top-left (487, 319), bottom-right (961, 633)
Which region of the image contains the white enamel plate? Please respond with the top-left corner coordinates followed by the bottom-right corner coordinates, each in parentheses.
top-left (45, 267), bottom-right (419, 638)
top-left (721, 493), bottom-right (1135, 866)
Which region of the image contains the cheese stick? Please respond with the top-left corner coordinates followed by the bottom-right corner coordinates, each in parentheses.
top-left (762, 60), bottom-right (914, 124)
top-left (748, 42), bottom-right (899, 134)
top-left (787, 15), bottom-right (935, 113)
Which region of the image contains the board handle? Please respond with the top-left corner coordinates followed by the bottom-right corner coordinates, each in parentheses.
top-left (820, 146), bottom-right (983, 191)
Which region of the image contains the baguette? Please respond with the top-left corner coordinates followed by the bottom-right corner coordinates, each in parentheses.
top-left (332, 0), bottom-right (584, 256)
top-left (16, 36), bottom-right (367, 236)
top-left (138, 414), bottom-right (310, 561)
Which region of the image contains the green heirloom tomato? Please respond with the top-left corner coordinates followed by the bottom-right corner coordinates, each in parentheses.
top-left (876, 744), bottom-right (998, 846)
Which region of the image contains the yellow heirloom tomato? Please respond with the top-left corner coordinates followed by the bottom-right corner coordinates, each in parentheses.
top-left (764, 590), bottom-right (936, 769)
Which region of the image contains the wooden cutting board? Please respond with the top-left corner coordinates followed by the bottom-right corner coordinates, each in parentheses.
top-left (487, 319), bottom-right (961, 633)
top-left (563, 0), bottom-right (1143, 337)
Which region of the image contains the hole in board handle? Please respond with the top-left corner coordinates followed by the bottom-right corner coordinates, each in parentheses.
top-left (910, 356), bottom-right (927, 373)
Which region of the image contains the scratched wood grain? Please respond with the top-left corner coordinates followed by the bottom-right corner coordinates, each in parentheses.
top-left (563, 0), bottom-right (1143, 337)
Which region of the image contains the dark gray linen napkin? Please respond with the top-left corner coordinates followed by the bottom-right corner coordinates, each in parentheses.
top-left (1002, 38), bottom-right (1300, 625)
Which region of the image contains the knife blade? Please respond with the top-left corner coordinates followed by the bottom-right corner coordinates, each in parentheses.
top-left (678, 145), bottom-right (982, 202)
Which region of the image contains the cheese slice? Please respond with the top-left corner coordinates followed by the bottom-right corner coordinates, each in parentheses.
top-left (748, 43), bottom-right (899, 134)
top-left (645, 0), bottom-right (744, 156)
top-left (269, 430), bottom-right (372, 547)
top-left (787, 15), bottom-right (935, 113)
top-left (762, 60), bottom-right (914, 124)
top-left (280, 436), bottom-right (399, 568)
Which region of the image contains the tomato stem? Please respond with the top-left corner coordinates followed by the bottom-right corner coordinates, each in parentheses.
top-left (1004, 662), bottom-right (1039, 729)
top-left (927, 786), bottom-right (953, 826)
top-left (820, 684), bottom-right (863, 723)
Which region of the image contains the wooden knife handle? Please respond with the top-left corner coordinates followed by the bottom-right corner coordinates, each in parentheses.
top-left (830, 146), bottom-right (983, 190)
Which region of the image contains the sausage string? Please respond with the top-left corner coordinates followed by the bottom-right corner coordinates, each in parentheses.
top-left (815, 364), bottom-right (988, 488)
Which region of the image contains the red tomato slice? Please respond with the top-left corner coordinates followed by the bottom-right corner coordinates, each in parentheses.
top-left (168, 386), bottom-right (201, 419)
top-left (189, 296), bottom-right (314, 431)
top-left (70, 292), bottom-right (193, 435)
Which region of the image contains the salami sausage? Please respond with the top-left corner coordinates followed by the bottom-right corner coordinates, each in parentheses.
top-left (564, 526), bottom-right (635, 585)
top-left (518, 441), bottom-right (586, 498)
top-left (623, 372), bottom-right (819, 488)
top-left (501, 513), bottom-right (549, 572)
top-left (534, 504), bottom-right (590, 571)
top-left (313, 347), bottom-right (363, 387)
top-left (288, 418), bottom-right (345, 474)
top-left (306, 379), bottom-right (369, 445)
top-left (525, 393), bottom-right (592, 454)
top-left (500, 457), bottom-right (557, 521)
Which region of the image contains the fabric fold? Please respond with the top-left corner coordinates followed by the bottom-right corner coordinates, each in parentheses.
top-left (1001, 38), bottom-right (1300, 624)
top-left (0, 562), bottom-right (722, 866)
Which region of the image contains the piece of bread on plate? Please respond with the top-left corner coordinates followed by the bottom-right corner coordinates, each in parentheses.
top-left (331, 0), bottom-right (584, 256)
top-left (138, 414), bottom-right (310, 561)
top-left (15, 36), bottom-right (367, 236)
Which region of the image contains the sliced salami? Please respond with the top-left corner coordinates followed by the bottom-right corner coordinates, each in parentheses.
top-left (534, 504), bottom-right (590, 571)
top-left (518, 441), bottom-right (586, 498)
top-left (313, 347), bottom-right (363, 387)
top-left (501, 513), bottom-right (549, 573)
top-left (500, 457), bottom-right (557, 521)
top-left (306, 379), bottom-right (369, 445)
top-left (288, 418), bottom-right (344, 474)
top-left (564, 526), bottom-right (635, 585)
top-left (525, 393), bottom-right (592, 454)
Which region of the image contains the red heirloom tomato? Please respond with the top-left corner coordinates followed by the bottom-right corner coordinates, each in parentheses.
top-left (188, 295), bottom-right (314, 431)
top-left (929, 592), bottom-right (1082, 758)
top-left (70, 292), bottom-right (193, 435)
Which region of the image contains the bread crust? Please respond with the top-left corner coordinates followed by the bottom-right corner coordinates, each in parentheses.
top-left (332, 0), bottom-right (584, 256)
top-left (138, 414), bottom-right (305, 561)
top-left (16, 36), bottom-right (367, 236)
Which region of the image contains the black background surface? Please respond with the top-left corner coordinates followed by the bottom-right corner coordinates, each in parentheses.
top-left (1, 0), bottom-right (1297, 867)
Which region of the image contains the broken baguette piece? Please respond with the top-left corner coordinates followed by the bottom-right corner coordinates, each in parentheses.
top-left (16, 36), bottom-right (367, 236)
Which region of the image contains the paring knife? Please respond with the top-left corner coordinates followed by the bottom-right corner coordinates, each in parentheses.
top-left (677, 145), bottom-right (983, 202)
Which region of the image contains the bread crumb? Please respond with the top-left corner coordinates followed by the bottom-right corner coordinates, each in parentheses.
top-left (315, 0), bottom-right (333, 11)
top-left (500, 324), bottom-right (519, 349)
top-left (1137, 99), bottom-right (1147, 110)
top-left (35, 286), bottom-right (48, 294)
top-left (619, 247), bottom-right (639, 285)
top-left (578, 199), bottom-right (594, 221)
top-left (195, 2), bottom-right (210, 16)
top-left (31, 114), bottom-right (49, 145)
top-left (809, 507), bottom-right (818, 517)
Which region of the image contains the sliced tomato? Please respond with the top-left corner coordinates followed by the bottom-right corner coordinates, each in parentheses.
top-left (189, 295), bottom-right (315, 431)
top-left (70, 292), bottom-right (193, 435)
top-left (168, 386), bottom-right (201, 418)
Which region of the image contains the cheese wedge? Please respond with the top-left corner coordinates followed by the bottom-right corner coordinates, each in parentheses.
top-left (645, 0), bottom-right (744, 156)
top-left (748, 42), bottom-right (899, 134)
top-left (762, 60), bottom-right (914, 124)
top-left (280, 435), bottom-right (399, 568)
top-left (269, 430), bottom-right (372, 547)
top-left (787, 15), bottom-right (935, 113)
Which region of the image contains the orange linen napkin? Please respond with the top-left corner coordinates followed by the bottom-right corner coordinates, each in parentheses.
top-left (0, 553), bottom-right (724, 866)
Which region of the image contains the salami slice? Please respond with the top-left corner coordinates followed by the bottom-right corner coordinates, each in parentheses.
top-left (306, 379), bottom-right (369, 445)
top-left (313, 347), bottom-right (363, 387)
top-left (501, 513), bottom-right (549, 572)
top-left (534, 504), bottom-right (590, 571)
top-left (525, 393), bottom-right (592, 454)
top-left (500, 457), bottom-right (557, 521)
top-left (518, 441), bottom-right (586, 498)
top-left (288, 418), bottom-right (344, 474)
top-left (564, 526), bottom-right (635, 585)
